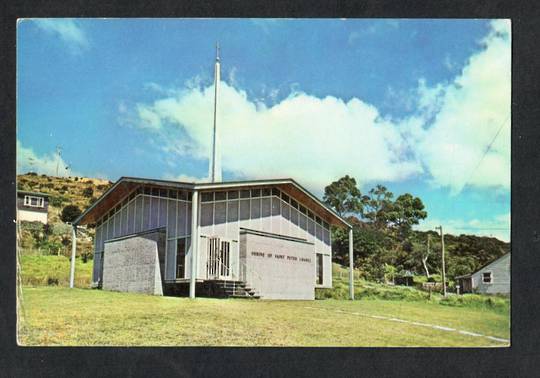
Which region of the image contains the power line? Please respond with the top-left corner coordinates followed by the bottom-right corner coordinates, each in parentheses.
top-left (463, 113), bottom-right (510, 189)
top-left (452, 227), bottom-right (509, 231)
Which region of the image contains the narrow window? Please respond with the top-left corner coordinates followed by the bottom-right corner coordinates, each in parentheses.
top-left (176, 238), bottom-right (186, 279)
top-left (316, 253), bottom-right (323, 285)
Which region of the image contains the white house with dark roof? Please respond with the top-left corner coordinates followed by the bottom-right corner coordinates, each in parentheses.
top-left (456, 253), bottom-right (510, 295)
top-left (17, 190), bottom-right (49, 224)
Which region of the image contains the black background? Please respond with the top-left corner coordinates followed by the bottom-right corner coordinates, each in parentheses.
top-left (1, 1), bottom-right (539, 376)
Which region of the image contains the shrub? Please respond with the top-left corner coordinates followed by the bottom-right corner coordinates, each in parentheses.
top-left (74, 177), bottom-right (79, 181)
top-left (60, 205), bottom-right (82, 223)
top-left (61, 185), bottom-right (69, 191)
top-left (88, 196), bottom-right (98, 205)
top-left (27, 172), bottom-right (37, 176)
top-left (82, 187), bottom-right (94, 198)
top-left (49, 195), bottom-right (67, 207)
top-left (47, 277), bottom-right (59, 286)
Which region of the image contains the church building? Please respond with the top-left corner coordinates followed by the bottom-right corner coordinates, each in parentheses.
top-left (69, 46), bottom-right (355, 300)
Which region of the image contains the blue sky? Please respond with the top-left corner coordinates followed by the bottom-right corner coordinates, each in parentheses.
top-left (17, 18), bottom-right (511, 241)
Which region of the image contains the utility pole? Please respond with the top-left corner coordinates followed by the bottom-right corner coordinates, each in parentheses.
top-left (55, 145), bottom-right (62, 177)
top-left (435, 226), bottom-right (446, 297)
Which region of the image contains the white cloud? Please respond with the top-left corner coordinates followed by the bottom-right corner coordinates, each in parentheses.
top-left (17, 141), bottom-right (82, 178)
top-left (135, 83), bottom-right (423, 189)
top-left (417, 19), bottom-right (511, 194)
top-left (163, 173), bottom-right (209, 183)
top-left (416, 212), bottom-right (510, 242)
top-left (132, 19), bottom-right (510, 196)
top-left (33, 19), bottom-right (89, 53)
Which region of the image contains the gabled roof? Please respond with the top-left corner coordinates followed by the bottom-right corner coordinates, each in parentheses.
top-left (74, 176), bottom-right (351, 229)
top-left (17, 190), bottom-right (50, 198)
top-left (455, 252), bottom-right (510, 279)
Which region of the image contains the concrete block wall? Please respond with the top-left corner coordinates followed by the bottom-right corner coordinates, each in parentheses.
top-left (102, 230), bottom-right (166, 295)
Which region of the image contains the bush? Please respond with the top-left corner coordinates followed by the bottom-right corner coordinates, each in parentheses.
top-left (49, 195), bottom-right (67, 207)
top-left (82, 187), bottom-right (94, 198)
top-left (61, 205), bottom-right (82, 223)
top-left (27, 172), bottom-right (37, 176)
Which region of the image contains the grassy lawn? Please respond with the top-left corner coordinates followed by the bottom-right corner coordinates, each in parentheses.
top-left (20, 254), bottom-right (93, 287)
top-left (18, 287), bottom-right (509, 347)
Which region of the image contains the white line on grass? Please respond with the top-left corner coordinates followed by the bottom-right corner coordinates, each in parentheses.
top-left (303, 306), bottom-right (509, 345)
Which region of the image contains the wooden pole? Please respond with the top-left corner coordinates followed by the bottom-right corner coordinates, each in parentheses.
top-left (349, 228), bottom-right (354, 300)
top-left (436, 226), bottom-right (447, 297)
top-left (189, 191), bottom-right (199, 299)
top-left (69, 225), bottom-right (77, 288)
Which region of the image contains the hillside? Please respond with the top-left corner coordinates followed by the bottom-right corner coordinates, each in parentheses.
top-left (332, 217), bottom-right (510, 283)
top-left (17, 173), bottom-right (113, 259)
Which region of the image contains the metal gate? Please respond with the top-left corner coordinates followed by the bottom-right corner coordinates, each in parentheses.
top-left (206, 237), bottom-right (232, 279)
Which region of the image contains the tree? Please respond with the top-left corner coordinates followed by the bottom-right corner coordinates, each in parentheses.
top-left (361, 185), bottom-right (394, 228)
top-left (323, 175), bottom-right (363, 217)
top-left (386, 193), bottom-right (427, 239)
top-left (61, 205), bottom-right (81, 223)
top-left (82, 187), bottom-right (94, 198)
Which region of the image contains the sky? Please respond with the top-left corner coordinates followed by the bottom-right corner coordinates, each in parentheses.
top-left (16, 18), bottom-right (511, 241)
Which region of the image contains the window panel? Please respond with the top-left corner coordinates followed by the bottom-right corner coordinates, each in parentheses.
top-left (201, 192), bottom-right (214, 202)
top-left (167, 199), bottom-right (177, 238)
top-left (272, 188), bottom-right (280, 197)
top-left (142, 195), bottom-right (151, 230)
top-left (201, 203), bottom-right (214, 227)
top-left (215, 201), bottom-right (226, 224)
top-left (127, 199), bottom-right (135, 235)
top-left (150, 196), bottom-right (160, 229)
top-left (177, 201), bottom-right (187, 236)
top-left (251, 198), bottom-right (261, 219)
top-left (316, 223), bottom-right (323, 240)
top-left (215, 191), bottom-right (226, 201)
top-left (165, 240), bottom-right (176, 280)
top-left (134, 196), bottom-right (143, 233)
top-left (121, 206), bottom-right (128, 236)
top-left (299, 213), bottom-right (307, 230)
top-left (251, 189), bottom-right (261, 198)
top-left (113, 212), bottom-right (121, 238)
top-left (291, 207), bottom-right (299, 225)
top-left (240, 189), bottom-right (250, 199)
top-left (281, 201), bottom-right (290, 221)
top-left (261, 198), bottom-right (271, 218)
top-left (323, 228), bottom-right (330, 245)
top-left (308, 218), bottom-right (315, 236)
top-left (186, 202), bottom-right (192, 234)
top-left (227, 200), bottom-right (239, 222)
top-left (262, 188), bottom-right (271, 197)
top-left (271, 197), bottom-right (280, 216)
top-left (106, 218), bottom-right (113, 241)
top-left (227, 191), bottom-right (239, 200)
top-left (157, 198), bottom-right (166, 227)
top-left (240, 199), bottom-right (250, 220)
